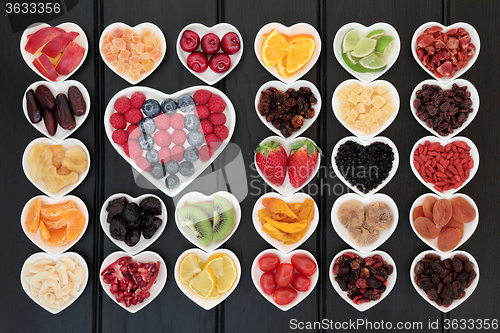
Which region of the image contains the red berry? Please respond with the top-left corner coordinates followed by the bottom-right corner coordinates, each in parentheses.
top-left (180, 30), bottom-right (200, 52)
top-left (171, 145), bottom-right (184, 162)
top-left (195, 105), bottom-right (211, 119)
top-left (209, 113), bottom-right (226, 126)
top-left (207, 94), bottom-right (226, 113)
top-left (110, 113), bottom-right (127, 129)
top-left (193, 89), bottom-right (212, 105)
top-left (214, 125), bottom-right (229, 140)
top-left (125, 108), bottom-right (143, 124)
top-left (288, 140), bottom-right (321, 188)
top-left (130, 92), bottom-right (146, 109)
top-left (124, 140), bottom-right (142, 159)
top-left (114, 97), bottom-right (131, 114)
top-left (159, 147), bottom-right (171, 163)
top-left (187, 52), bottom-right (208, 73)
top-left (254, 141), bottom-right (288, 187)
top-left (209, 53), bottom-right (231, 73)
top-left (199, 145), bottom-right (212, 162)
top-left (200, 119), bottom-right (214, 135)
top-left (205, 133), bottom-right (222, 151)
top-left (112, 129), bottom-right (128, 145)
top-left (127, 124), bottom-right (141, 140)
top-left (136, 156), bottom-right (151, 172)
top-left (201, 33), bottom-right (220, 55)
top-left (221, 32), bottom-right (241, 55)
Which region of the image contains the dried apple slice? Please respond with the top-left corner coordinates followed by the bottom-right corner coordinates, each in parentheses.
top-left (32, 58), bottom-right (58, 81)
top-left (55, 42), bottom-right (85, 75)
top-left (38, 54), bottom-right (59, 80)
top-left (41, 31), bottom-right (80, 58)
top-left (25, 27), bottom-right (65, 54)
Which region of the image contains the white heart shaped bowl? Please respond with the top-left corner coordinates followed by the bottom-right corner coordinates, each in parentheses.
top-left (329, 249), bottom-right (397, 312)
top-left (410, 136), bottom-right (479, 196)
top-left (99, 251), bottom-right (167, 313)
top-left (254, 80), bottom-right (321, 140)
top-left (331, 193), bottom-right (398, 254)
top-left (411, 22), bottom-right (481, 83)
top-left (20, 22), bottom-right (88, 84)
top-left (23, 80), bottom-right (90, 142)
top-left (176, 23), bottom-right (243, 85)
top-left (252, 192), bottom-right (319, 253)
top-left (409, 193), bottom-right (478, 253)
top-left (331, 136), bottom-right (399, 197)
top-left (254, 136), bottom-right (322, 196)
top-left (332, 79), bottom-right (400, 140)
top-left (104, 86), bottom-right (235, 198)
top-left (100, 193), bottom-right (167, 255)
top-left (20, 251), bottom-right (89, 314)
top-left (251, 249), bottom-right (318, 311)
top-left (175, 191), bottom-right (241, 252)
top-left (174, 248), bottom-right (241, 310)
top-left (22, 137), bottom-right (91, 199)
top-left (410, 79), bottom-right (479, 140)
top-left (410, 250), bottom-right (479, 312)
top-left (21, 195), bottom-right (89, 256)
top-left (333, 22), bottom-right (401, 83)
top-left (99, 22), bottom-right (166, 85)
top-left (254, 22), bottom-right (321, 84)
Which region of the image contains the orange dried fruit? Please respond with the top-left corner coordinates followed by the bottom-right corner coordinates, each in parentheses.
top-left (44, 226), bottom-right (70, 247)
top-left (39, 221), bottom-right (51, 241)
top-left (40, 200), bottom-right (76, 221)
top-left (423, 196), bottom-right (437, 220)
top-left (437, 227), bottom-right (461, 252)
top-left (261, 30), bottom-right (290, 68)
top-left (412, 206), bottom-right (425, 222)
top-left (433, 199), bottom-right (452, 227)
top-left (414, 217), bottom-right (439, 239)
top-left (64, 209), bottom-right (86, 241)
top-left (25, 198), bottom-right (42, 233)
top-left (444, 218), bottom-right (464, 238)
top-left (451, 197), bottom-right (476, 223)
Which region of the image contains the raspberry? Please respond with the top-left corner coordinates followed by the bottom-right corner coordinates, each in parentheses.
top-left (159, 147), bottom-right (171, 163)
top-left (195, 105), bottom-right (210, 119)
top-left (125, 108), bottom-right (143, 124)
top-left (123, 140), bottom-right (142, 159)
top-left (205, 133), bottom-right (222, 151)
top-left (171, 145), bottom-right (184, 162)
top-left (135, 156), bottom-right (151, 172)
top-left (171, 113), bottom-right (185, 130)
top-left (207, 94), bottom-right (226, 113)
top-left (171, 129), bottom-right (187, 145)
top-left (214, 125), bottom-right (229, 140)
top-left (126, 124), bottom-right (141, 140)
top-left (155, 113), bottom-right (170, 130)
top-left (154, 131), bottom-right (171, 147)
top-left (199, 145), bottom-right (212, 162)
top-left (209, 113), bottom-right (226, 126)
top-left (110, 113), bottom-right (127, 129)
top-left (193, 89), bottom-right (212, 105)
top-left (112, 129), bottom-right (128, 145)
top-left (114, 97), bottom-right (132, 114)
top-left (200, 119), bottom-right (214, 135)
top-left (130, 92), bottom-right (146, 109)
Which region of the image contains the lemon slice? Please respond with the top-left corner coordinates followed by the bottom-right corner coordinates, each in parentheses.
top-left (179, 253), bottom-right (201, 284)
top-left (286, 37), bottom-right (316, 73)
top-left (366, 29), bottom-right (385, 39)
top-left (188, 267), bottom-right (215, 299)
top-left (213, 255), bottom-right (237, 293)
top-left (261, 30), bottom-right (290, 68)
top-left (359, 53), bottom-right (387, 70)
top-left (351, 37), bottom-right (377, 58)
top-left (342, 29), bottom-right (360, 53)
top-left (207, 287), bottom-right (221, 299)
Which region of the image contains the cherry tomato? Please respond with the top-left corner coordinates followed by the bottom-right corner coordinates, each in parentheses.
top-left (275, 263), bottom-right (295, 287)
top-left (258, 254), bottom-right (280, 272)
top-left (259, 272), bottom-right (276, 295)
top-left (291, 274), bottom-right (311, 292)
top-left (273, 287), bottom-right (297, 305)
top-left (291, 254), bottom-right (317, 276)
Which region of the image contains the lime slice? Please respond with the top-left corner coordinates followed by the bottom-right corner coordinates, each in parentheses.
top-left (351, 38), bottom-right (377, 58)
top-left (376, 36), bottom-right (395, 56)
top-left (366, 29), bottom-right (385, 39)
top-left (342, 29), bottom-right (360, 53)
top-left (359, 53), bottom-right (387, 70)
top-left (346, 51), bottom-right (360, 65)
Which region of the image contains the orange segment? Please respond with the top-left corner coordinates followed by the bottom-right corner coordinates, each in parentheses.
top-left (42, 217), bottom-right (67, 230)
top-left (286, 37), bottom-right (316, 73)
top-left (45, 226), bottom-right (70, 247)
top-left (39, 221), bottom-right (51, 241)
top-left (40, 200), bottom-right (76, 221)
top-left (64, 209), bottom-right (86, 241)
top-left (25, 198), bottom-right (42, 233)
top-left (276, 56), bottom-right (291, 78)
top-left (263, 33), bottom-right (314, 42)
top-left (261, 30), bottom-right (290, 68)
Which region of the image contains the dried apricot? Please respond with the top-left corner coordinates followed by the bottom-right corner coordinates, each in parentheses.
top-left (64, 209), bottom-right (86, 241)
top-left (451, 197), bottom-right (476, 223)
top-left (414, 217), bottom-right (440, 239)
top-left (412, 206), bottom-right (425, 222)
top-left (433, 199), bottom-right (452, 227)
top-left (444, 218), bottom-right (464, 238)
top-left (40, 200), bottom-right (77, 221)
top-left (44, 226), bottom-right (70, 247)
top-left (25, 198), bottom-right (42, 233)
top-left (437, 227), bottom-right (461, 252)
top-left (39, 221), bottom-right (51, 241)
top-left (423, 196), bottom-right (437, 220)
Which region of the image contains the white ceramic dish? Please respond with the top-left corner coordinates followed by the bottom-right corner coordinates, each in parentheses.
top-left (251, 249), bottom-right (318, 311)
top-left (410, 250), bottom-right (479, 312)
top-left (252, 192), bottom-right (319, 253)
top-left (100, 193), bottom-right (167, 255)
top-left (409, 79), bottom-right (479, 140)
top-left (23, 80), bottom-right (90, 142)
top-left (254, 136), bottom-right (321, 197)
top-left (411, 22), bottom-right (480, 83)
top-left (176, 23), bottom-right (243, 85)
top-left (104, 86), bottom-right (235, 198)
top-left (332, 79), bottom-right (400, 140)
top-left (255, 80), bottom-right (321, 140)
top-left (333, 22), bottom-right (401, 83)
top-left (331, 193), bottom-right (398, 253)
top-left (409, 193), bottom-right (478, 253)
top-left (329, 249), bottom-right (397, 312)
top-left (99, 22), bottom-right (166, 85)
top-left (20, 251), bottom-right (88, 314)
top-left (410, 136), bottom-right (479, 196)
top-left (20, 22), bottom-right (88, 84)
top-left (174, 248), bottom-right (241, 310)
top-left (99, 251), bottom-right (167, 313)
top-left (175, 191), bottom-right (241, 252)
top-left (331, 136), bottom-right (399, 197)
top-left (22, 137), bottom-right (91, 199)
top-left (254, 22), bottom-right (321, 84)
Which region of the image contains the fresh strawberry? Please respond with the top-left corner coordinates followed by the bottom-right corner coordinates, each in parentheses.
top-left (254, 141), bottom-right (288, 186)
top-left (288, 140), bottom-right (321, 188)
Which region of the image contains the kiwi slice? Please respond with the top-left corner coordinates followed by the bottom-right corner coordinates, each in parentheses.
top-left (177, 206), bottom-right (213, 246)
top-left (212, 196), bottom-right (235, 242)
top-left (196, 201), bottom-right (214, 223)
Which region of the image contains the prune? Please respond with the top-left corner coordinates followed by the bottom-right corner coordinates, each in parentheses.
top-left (412, 206), bottom-right (425, 222)
top-left (140, 214), bottom-right (155, 231)
top-left (423, 197), bottom-right (437, 220)
top-left (437, 227), bottom-right (461, 252)
top-left (433, 199), bottom-right (453, 226)
top-left (139, 197), bottom-right (162, 215)
top-left (125, 228), bottom-right (141, 247)
top-left (414, 217), bottom-right (440, 239)
top-left (122, 203), bottom-right (141, 228)
top-left (110, 216), bottom-right (128, 241)
top-left (451, 197), bottom-right (476, 223)
top-left (106, 197), bottom-right (128, 219)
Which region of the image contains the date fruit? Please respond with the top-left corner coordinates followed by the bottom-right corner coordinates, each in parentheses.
top-left (26, 89), bottom-right (43, 123)
top-left (55, 93), bottom-right (76, 130)
top-left (68, 86), bottom-right (86, 116)
top-left (42, 107), bottom-right (57, 136)
top-left (36, 85), bottom-right (56, 110)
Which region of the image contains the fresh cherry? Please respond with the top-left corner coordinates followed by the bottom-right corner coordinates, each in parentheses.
top-left (180, 30), bottom-right (200, 52)
top-left (221, 32), bottom-right (241, 55)
top-left (201, 33), bottom-right (220, 55)
top-left (209, 53), bottom-right (231, 73)
top-left (187, 52), bottom-right (208, 72)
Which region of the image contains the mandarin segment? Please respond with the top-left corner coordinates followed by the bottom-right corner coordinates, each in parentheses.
top-left (45, 226), bottom-right (70, 247)
top-left (40, 200), bottom-right (77, 221)
top-left (39, 221), bottom-right (51, 241)
top-left (64, 209), bottom-right (86, 241)
top-left (25, 198), bottom-right (42, 233)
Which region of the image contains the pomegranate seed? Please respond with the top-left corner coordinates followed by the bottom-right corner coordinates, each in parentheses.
top-left (110, 283), bottom-right (119, 294)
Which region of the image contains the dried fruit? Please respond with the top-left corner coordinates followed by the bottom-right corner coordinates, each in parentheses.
top-left (349, 221), bottom-right (379, 246)
top-left (414, 216), bottom-right (440, 239)
top-left (337, 200), bottom-right (364, 230)
top-left (437, 227), bottom-right (461, 252)
top-left (433, 199), bottom-right (453, 227)
top-left (451, 197), bottom-right (476, 223)
top-left (423, 196), bottom-right (437, 220)
top-left (412, 205), bottom-right (425, 221)
top-left (365, 202), bottom-right (393, 230)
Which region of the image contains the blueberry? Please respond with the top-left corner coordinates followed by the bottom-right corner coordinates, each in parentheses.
top-left (179, 161), bottom-right (195, 177)
top-left (165, 175), bottom-right (180, 189)
top-left (161, 98), bottom-right (177, 115)
top-left (165, 160), bottom-right (179, 174)
top-left (142, 99), bottom-right (161, 117)
top-left (187, 130), bottom-right (205, 147)
top-left (138, 134), bottom-right (154, 150)
top-left (184, 146), bottom-right (199, 162)
top-left (184, 114), bottom-right (201, 131)
top-left (146, 149), bottom-right (159, 164)
top-left (139, 117), bottom-right (156, 134)
top-left (150, 162), bottom-right (166, 179)
top-left (177, 95), bottom-right (195, 113)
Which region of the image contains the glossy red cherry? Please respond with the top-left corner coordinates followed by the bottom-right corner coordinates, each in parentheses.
top-left (187, 52), bottom-right (208, 72)
top-left (180, 30), bottom-right (200, 52)
top-left (201, 33), bottom-right (220, 55)
top-left (209, 53), bottom-right (231, 73)
top-left (221, 32), bottom-right (241, 55)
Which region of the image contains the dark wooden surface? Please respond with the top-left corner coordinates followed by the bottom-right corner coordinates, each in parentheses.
top-left (1, 0), bottom-right (499, 332)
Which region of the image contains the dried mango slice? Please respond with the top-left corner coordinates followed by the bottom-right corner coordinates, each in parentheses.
top-left (262, 198), bottom-right (297, 219)
top-left (262, 223), bottom-right (296, 243)
top-left (263, 217), bottom-right (307, 233)
top-left (287, 203), bottom-right (303, 215)
top-left (296, 198), bottom-right (315, 221)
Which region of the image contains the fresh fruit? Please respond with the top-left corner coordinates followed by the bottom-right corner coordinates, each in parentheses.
top-left (25, 197), bottom-right (42, 233)
top-left (351, 37), bottom-right (377, 58)
top-left (375, 36), bottom-right (394, 56)
top-left (142, 99), bottom-right (161, 118)
top-left (341, 29), bottom-right (391, 73)
top-left (177, 95), bottom-right (196, 113)
top-left (291, 274), bottom-right (311, 292)
top-left (187, 51), bottom-right (209, 73)
top-left (25, 27), bottom-right (65, 54)
top-left (212, 196), bottom-right (236, 242)
top-left (273, 287), bottom-right (297, 305)
top-left (258, 254), bottom-right (280, 272)
top-left (254, 141), bottom-right (288, 187)
top-left (42, 31), bottom-right (79, 58)
top-left (261, 29), bottom-right (290, 68)
top-left (55, 42), bottom-right (85, 75)
top-left (64, 208), bottom-right (86, 241)
top-left (201, 33), bottom-right (220, 55)
top-left (285, 36), bottom-right (316, 74)
top-left (161, 98), bottom-right (177, 115)
top-left (177, 205), bottom-right (213, 246)
top-left (260, 272), bottom-right (277, 295)
top-left (342, 29), bottom-right (360, 53)
top-left (209, 53), bottom-right (231, 73)
top-left (193, 90), bottom-right (212, 105)
top-left (288, 139), bottom-right (321, 188)
top-left (207, 94), bottom-right (226, 113)
top-left (275, 263), bottom-right (295, 287)
top-left (366, 29), bottom-right (385, 39)
top-left (180, 30), bottom-right (200, 52)
top-left (291, 254), bottom-right (316, 276)
top-left (180, 253), bottom-right (202, 284)
top-left (359, 53), bottom-right (386, 70)
top-left (189, 267), bottom-right (216, 298)
top-left (221, 32), bottom-right (241, 54)
top-left (204, 254), bottom-right (237, 293)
